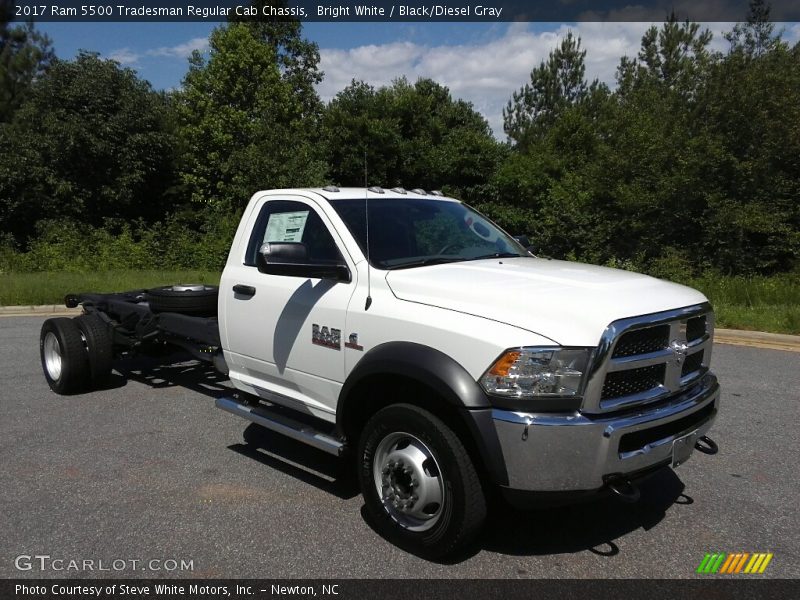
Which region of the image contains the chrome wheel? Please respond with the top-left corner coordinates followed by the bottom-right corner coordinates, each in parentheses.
top-left (43, 331), bottom-right (63, 381)
top-left (373, 431), bottom-right (445, 532)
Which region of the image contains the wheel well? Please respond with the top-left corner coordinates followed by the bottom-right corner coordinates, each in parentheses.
top-left (339, 373), bottom-right (492, 483)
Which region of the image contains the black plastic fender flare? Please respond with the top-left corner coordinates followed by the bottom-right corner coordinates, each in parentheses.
top-left (337, 341), bottom-right (509, 486)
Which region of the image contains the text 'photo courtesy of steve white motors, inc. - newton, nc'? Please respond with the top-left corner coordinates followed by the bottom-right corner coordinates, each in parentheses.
top-left (13, 2), bottom-right (504, 19)
top-left (14, 583), bottom-right (340, 597)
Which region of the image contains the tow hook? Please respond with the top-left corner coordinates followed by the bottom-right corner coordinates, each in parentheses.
top-left (695, 435), bottom-right (719, 455)
top-left (605, 476), bottom-right (641, 503)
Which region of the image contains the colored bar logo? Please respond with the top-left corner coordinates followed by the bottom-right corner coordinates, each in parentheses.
top-left (696, 552), bottom-right (773, 574)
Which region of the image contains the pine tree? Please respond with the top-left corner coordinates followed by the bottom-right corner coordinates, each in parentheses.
top-left (503, 32), bottom-right (589, 147)
top-left (725, 0), bottom-right (782, 57)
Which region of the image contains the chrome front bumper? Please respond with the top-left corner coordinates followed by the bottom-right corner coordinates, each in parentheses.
top-left (492, 373), bottom-right (720, 492)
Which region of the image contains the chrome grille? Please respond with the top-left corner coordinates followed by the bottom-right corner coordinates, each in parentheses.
top-left (611, 325), bottom-right (669, 358)
top-left (601, 364), bottom-right (666, 400)
top-left (583, 303), bottom-right (714, 413)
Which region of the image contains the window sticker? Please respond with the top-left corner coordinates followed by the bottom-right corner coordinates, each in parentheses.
top-left (264, 210), bottom-right (309, 243)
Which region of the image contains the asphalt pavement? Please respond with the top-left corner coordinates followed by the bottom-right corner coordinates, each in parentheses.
top-left (1, 316), bottom-right (798, 578)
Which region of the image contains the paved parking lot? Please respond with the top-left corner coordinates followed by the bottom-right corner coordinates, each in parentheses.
top-left (1, 316), bottom-right (798, 578)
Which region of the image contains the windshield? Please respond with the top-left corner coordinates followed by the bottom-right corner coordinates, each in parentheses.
top-left (329, 197), bottom-right (527, 269)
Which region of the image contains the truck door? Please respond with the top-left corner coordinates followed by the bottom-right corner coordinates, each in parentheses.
top-left (221, 196), bottom-right (357, 418)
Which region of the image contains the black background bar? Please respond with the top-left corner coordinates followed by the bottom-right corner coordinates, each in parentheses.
top-left (10, 0), bottom-right (800, 22)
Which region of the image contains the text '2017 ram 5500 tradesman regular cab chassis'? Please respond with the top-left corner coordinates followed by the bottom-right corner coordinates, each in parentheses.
top-left (40, 187), bottom-right (720, 557)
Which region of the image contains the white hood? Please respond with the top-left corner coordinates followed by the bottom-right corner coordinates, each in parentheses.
top-left (384, 257), bottom-right (708, 346)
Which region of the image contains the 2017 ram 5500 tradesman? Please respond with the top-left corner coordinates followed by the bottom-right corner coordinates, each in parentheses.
top-left (41, 187), bottom-right (720, 557)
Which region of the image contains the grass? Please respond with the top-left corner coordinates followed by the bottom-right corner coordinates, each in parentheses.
top-left (685, 274), bottom-right (800, 335)
top-left (1, 270), bottom-right (798, 335)
top-left (0, 270), bottom-right (221, 306)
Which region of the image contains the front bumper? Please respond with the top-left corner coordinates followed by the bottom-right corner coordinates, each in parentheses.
top-left (492, 373), bottom-right (719, 494)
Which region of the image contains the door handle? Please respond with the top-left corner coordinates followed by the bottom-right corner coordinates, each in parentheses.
top-left (233, 284), bottom-right (256, 297)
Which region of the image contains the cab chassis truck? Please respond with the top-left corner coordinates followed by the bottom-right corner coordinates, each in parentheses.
top-left (39, 187), bottom-right (720, 557)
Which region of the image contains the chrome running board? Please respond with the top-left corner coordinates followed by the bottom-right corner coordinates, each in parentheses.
top-left (215, 396), bottom-right (344, 456)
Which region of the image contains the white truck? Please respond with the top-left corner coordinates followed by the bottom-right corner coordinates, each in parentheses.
top-left (40, 187), bottom-right (720, 557)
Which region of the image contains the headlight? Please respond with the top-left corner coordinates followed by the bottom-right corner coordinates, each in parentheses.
top-left (480, 347), bottom-right (593, 400)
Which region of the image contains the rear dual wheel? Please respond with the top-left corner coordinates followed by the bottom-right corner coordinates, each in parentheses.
top-left (40, 315), bottom-right (113, 394)
top-left (74, 314), bottom-right (113, 385)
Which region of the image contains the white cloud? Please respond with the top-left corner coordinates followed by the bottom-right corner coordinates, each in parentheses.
top-left (107, 36), bottom-right (210, 68)
top-left (108, 48), bottom-right (140, 66)
top-left (786, 23), bottom-right (800, 44)
top-left (146, 36), bottom-right (210, 59)
top-left (318, 22), bottom-right (740, 139)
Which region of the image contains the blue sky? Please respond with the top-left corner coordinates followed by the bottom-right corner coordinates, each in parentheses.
top-left (37, 22), bottom-right (512, 89)
top-left (36, 21), bottom-right (800, 137)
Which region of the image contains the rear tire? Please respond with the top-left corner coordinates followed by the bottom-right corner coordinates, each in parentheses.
top-left (40, 317), bottom-right (89, 394)
top-left (74, 314), bottom-right (113, 386)
top-left (358, 403), bottom-right (486, 558)
top-left (145, 284), bottom-right (218, 316)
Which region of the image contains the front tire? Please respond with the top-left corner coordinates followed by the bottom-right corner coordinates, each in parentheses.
top-left (40, 318), bottom-right (89, 394)
top-left (358, 403), bottom-right (486, 558)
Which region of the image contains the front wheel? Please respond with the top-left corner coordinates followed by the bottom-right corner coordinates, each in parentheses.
top-left (358, 404), bottom-right (486, 558)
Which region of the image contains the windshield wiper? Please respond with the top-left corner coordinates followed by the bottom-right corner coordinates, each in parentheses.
top-left (466, 252), bottom-right (524, 261)
top-left (385, 257), bottom-right (466, 270)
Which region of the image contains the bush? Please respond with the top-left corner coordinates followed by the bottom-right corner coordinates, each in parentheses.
top-left (2, 206), bottom-right (241, 275)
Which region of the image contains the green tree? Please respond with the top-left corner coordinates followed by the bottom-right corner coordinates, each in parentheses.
top-left (697, 23), bottom-right (800, 273)
top-left (593, 20), bottom-right (717, 268)
top-left (493, 10), bottom-right (799, 277)
top-left (0, 52), bottom-right (177, 244)
top-left (725, 0), bottom-right (781, 57)
top-left (176, 22), bottom-right (326, 208)
top-left (617, 16), bottom-right (713, 99)
top-left (492, 32), bottom-right (615, 258)
top-left (503, 32), bottom-right (592, 147)
top-left (494, 18), bottom-right (719, 269)
top-left (322, 79), bottom-right (399, 187)
top-left (322, 77), bottom-right (502, 201)
top-left (230, 0), bottom-right (323, 118)
top-left (0, 0), bottom-right (54, 122)
top-left (489, 86), bottom-right (617, 261)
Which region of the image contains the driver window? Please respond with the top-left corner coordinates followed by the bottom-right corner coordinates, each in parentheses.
top-left (245, 200), bottom-right (343, 266)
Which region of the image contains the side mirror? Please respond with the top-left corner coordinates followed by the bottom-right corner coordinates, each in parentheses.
top-left (513, 235), bottom-right (536, 255)
top-left (256, 242), bottom-right (351, 282)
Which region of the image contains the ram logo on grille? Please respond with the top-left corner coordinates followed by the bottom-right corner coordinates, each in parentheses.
top-left (670, 339), bottom-right (689, 365)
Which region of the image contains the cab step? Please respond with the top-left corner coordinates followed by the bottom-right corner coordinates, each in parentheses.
top-left (215, 396), bottom-right (345, 456)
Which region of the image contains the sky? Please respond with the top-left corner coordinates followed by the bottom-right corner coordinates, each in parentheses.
top-left (37, 20), bottom-right (800, 138)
